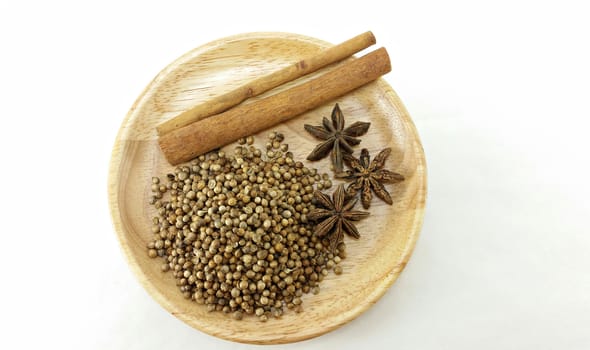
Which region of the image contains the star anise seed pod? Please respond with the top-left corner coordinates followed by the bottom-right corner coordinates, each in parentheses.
top-left (307, 184), bottom-right (369, 250)
top-left (338, 148), bottom-right (405, 209)
top-left (304, 103), bottom-right (370, 172)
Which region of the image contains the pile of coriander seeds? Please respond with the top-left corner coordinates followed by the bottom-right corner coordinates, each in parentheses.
top-left (147, 132), bottom-right (345, 321)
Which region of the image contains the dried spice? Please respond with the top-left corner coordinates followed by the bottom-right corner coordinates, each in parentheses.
top-left (304, 103), bottom-right (370, 172)
top-left (147, 133), bottom-right (344, 321)
top-left (338, 148), bottom-right (404, 209)
top-left (308, 184), bottom-right (369, 250)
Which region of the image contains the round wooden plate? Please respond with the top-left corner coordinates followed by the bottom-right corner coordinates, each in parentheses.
top-left (108, 32), bottom-right (426, 344)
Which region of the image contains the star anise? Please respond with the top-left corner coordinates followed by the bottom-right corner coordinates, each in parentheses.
top-left (304, 103), bottom-right (370, 172)
top-left (338, 148), bottom-right (405, 209)
top-left (307, 184), bottom-right (369, 250)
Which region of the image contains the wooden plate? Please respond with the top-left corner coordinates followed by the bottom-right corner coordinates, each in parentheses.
top-left (108, 32), bottom-right (426, 344)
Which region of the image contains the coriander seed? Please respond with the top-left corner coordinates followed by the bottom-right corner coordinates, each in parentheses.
top-left (146, 132), bottom-right (343, 321)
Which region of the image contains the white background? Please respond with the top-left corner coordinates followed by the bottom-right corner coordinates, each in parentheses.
top-left (1, 1), bottom-right (589, 349)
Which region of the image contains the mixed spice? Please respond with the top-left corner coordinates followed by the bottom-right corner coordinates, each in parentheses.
top-left (147, 104), bottom-right (404, 321)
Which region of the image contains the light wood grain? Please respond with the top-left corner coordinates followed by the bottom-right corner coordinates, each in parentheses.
top-left (108, 32), bottom-right (427, 344)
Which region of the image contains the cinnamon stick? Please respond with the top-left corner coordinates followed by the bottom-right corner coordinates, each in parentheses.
top-left (156, 31), bottom-right (376, 136)
top-left (158, 47), bottom-right (391, 165)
